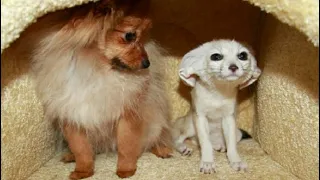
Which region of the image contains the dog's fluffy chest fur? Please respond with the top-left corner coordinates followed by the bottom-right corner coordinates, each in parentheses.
top-left (32, 42), bottom-right (171, 153)
top-left (33, 45), bottom-right (150, 129)
top-left (192, 81), bottom-right (237, 121)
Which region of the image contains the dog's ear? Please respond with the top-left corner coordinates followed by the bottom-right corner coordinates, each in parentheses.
top-left (93, 0), bottom-right (114, 16)
top-left (114, 0), bottom-right (150, 16)
top-left (239, 54), bottom-right (261, 90)
top-left (179, 43), bottom-right (210, 87)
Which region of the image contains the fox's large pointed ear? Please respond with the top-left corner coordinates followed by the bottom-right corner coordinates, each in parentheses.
top-left (179, 43), bottom-right (211, 87)
top-left (239, 49), bottom-right (261, 90)
top-left (179, 67), bottom-right (198, 87)
top-left (239, 66), bottom-right (261, 90)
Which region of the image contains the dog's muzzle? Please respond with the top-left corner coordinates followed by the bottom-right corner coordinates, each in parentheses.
top-left (111, 57), bottom-right (131, 70)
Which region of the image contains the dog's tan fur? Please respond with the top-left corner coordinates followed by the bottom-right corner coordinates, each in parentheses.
top-left (29, 0), bottom-right (172, 179)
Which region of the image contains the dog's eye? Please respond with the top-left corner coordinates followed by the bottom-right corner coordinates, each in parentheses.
top-left (124, 32), bottom-right (136, 42)
top-left (210, 53), bottom-right (223, 61)
top-left (238, 52), bottom-right (248, 60)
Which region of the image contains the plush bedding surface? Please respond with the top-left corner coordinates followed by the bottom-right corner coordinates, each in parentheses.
top-left (27, 140), bottom-right (299, 180)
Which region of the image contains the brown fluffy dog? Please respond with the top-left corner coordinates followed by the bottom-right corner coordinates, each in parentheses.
top-left (30, 0), bottom-right (172, 179)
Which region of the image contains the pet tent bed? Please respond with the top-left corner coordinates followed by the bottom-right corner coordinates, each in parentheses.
top-left (1, 0), bottom-right (318, 179)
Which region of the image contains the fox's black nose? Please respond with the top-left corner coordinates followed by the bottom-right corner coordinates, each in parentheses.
top-left (228, 64), bottom-right (238, 72)
top-left (141, 58), bottom-right (150, 69)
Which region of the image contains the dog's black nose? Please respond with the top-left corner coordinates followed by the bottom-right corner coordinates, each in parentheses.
top-left (141, 58), bottom-right (150, 69)
top-left (228, 64), bottom-right (238, 72)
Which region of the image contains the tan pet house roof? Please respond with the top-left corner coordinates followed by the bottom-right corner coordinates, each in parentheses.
top-left (1, 0), bottom-right (319, 53)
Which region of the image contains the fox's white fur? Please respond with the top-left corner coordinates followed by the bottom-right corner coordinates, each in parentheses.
top-left (173, 40), bottom-right (261, 173)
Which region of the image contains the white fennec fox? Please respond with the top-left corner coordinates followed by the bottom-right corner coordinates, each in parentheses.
top-left (173, 39), bottom-right (261, 174)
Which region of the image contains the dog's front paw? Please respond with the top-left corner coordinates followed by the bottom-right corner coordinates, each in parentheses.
top-left (69, 170), bottom-right (94, 180)
top-left (177, 145), bottom-right (193, 156)
top-left (151, 146), bottom-right (173, 159)
top-left (229, 161), bottom-right (247, 171)
top-left (116, 169), bottom-right (137, 178)
top-left (199, 161), bottom-right (216, 174)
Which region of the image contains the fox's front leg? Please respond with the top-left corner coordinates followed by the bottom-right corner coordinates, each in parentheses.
top-left (222, 114), bottom-right (247, 171)
top-left (194, 113), bottom-right (216, 174)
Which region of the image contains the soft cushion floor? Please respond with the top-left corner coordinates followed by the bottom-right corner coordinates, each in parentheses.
top-left (28, 139), bottom-right (298, 180)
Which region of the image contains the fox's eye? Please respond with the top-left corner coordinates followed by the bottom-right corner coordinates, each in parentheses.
top-left (124, 32), bottom-right (136, 42)
top-left (238, 52), bottom-right (248, 60)
top-left (210, 53), bottom-right (223, 61)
